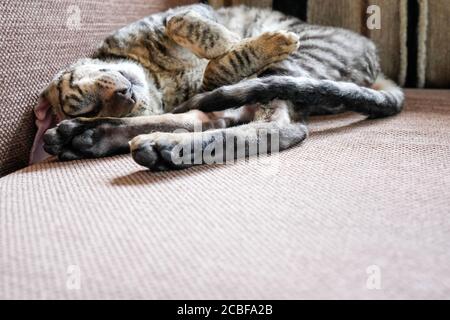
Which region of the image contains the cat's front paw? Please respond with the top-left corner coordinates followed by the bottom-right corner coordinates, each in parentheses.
top-left (43, 118), bottom-right (129, 161)
top-left (166, 11), bottom-right (240, 59)
top-left (130, 133), bottom-right (195, 171)
top-left (258, 31), bottom-right (300, 60)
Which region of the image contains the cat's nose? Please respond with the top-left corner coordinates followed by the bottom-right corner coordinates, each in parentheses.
top-left (114, 87), bottom-right (134, 103)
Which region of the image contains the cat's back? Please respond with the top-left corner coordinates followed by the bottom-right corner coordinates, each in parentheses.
top-left (216, 5), bottom-right (373, 49)
top-left (216, 5), bottom-right (304, 38)
top-left (217, 5), bottom-right (380, 86)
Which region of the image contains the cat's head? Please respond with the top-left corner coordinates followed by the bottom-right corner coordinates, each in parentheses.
top-left (39, 58), bottom-right (160, 121)
top-left (30, 58), bottom-right (161, 164)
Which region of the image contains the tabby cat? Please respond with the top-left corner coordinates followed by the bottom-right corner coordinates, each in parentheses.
top-left (32, 3), bottom-right (404, 171)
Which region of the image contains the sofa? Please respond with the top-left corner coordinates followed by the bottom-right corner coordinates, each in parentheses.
top-left (1, 0), bottom-right (449, 299)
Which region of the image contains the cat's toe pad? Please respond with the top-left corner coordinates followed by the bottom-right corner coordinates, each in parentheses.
top-left (130, 133), bottom-right (194, 171)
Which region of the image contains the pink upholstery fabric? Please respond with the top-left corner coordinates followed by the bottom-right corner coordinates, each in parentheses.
top-left (1, 90), bottom-right (449, 299)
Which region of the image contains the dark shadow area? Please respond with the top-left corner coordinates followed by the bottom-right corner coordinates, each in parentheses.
top-left (273, 0), bottom-right (308, 21)
top-left (110, 162), bottom-right (229, 186)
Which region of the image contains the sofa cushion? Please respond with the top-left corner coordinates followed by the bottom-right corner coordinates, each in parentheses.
top-left (1, 90), bottom-right (449, 299)
top-left (0, 0), bottom-right (197, 178)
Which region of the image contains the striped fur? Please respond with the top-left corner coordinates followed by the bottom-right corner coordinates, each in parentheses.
top-left (172, 75), bottom-right (404, 119)
top-left (40, 4), bottom-right (404, 170)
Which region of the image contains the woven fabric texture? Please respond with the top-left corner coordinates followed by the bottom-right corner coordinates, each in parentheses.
top-left (0, 0), bottom-right (197, 178)
top-left (1, 90), bottom-right (449, 299)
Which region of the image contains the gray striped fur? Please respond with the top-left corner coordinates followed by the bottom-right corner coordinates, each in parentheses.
top-left (41, 4), bottom-right (404, 170)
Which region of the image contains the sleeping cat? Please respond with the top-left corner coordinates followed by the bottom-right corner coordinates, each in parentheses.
top-left (33, 3), bottom-right (404, 171)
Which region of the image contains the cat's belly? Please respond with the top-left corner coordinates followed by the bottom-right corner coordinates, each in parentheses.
top-left (157, 63), bottom-right (208, 112)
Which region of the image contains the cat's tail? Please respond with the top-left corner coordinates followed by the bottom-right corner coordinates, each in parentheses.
top-left (171, 75), bottom-right (404, 118)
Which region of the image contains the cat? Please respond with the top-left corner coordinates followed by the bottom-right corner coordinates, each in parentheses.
top-left (33, 3), bottom-right (404, 171)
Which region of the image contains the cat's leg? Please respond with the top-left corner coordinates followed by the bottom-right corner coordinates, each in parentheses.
top-left (130, 100), bottom-right (307, 171)
top-left (43, 109), bottom-right (249, 161)
top-left (166, 10), bottom-right (241, 59)
top-left (202, 31), bottom-right (300, 91)
top-left (172, 75), bottom-right (404, 119)
top-left (166, 10), bottom-right (299, 91)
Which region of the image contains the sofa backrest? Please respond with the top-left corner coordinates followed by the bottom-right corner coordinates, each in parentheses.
top-left (0, 0), bottom-right (197, 177)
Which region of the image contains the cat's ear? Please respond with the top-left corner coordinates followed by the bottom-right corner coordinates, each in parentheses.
top-left (29, 89), bottom-right (58, 165)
